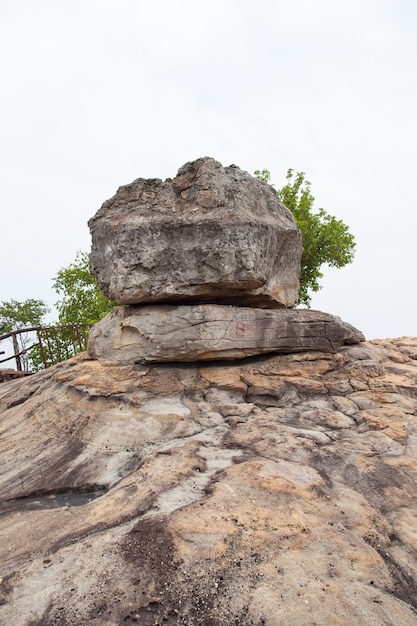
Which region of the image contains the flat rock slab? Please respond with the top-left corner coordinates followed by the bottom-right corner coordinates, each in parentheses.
top-left (87, 304), bottom-right (365, 363)
top-left (88, 157), bottom-right (302, 307)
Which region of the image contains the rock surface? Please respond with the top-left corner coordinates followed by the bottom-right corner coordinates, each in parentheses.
top-left (88, 157), bottom-right (302, 308)
top-left (88, 304), bottom-right (365, 364)
top-left (1, 338), bottom-right (417, 624)
top-left (0, 368), bottom-right (32, 382)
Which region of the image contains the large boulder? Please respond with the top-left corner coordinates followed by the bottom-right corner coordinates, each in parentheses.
top-left (87, 304), bottom-right (365, 364)
top-left (88, 157), bottom-right (302, 307)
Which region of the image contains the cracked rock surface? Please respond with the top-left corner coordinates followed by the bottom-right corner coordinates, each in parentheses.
top-left (0, 338), bottom-right (417, 625)
top-left (87, 304), bottom-right (365, 364)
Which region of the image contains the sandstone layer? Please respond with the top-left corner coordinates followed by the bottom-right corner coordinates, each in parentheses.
top-left (1, 338), bottom-right (417, 625)
top-left (88, 157), bottom-right (302, 307)
top-left (87, 304), bottom-right (365, 364)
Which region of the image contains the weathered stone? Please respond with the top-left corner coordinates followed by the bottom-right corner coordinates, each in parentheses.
top-left (1, 338), bottom-right (417, 624)
top-left (88, 157), bottom-right (302, 307)
top-left (0, 368), bottom-right (32, 382)
top-left (87, 304), bottom-right (365, 364)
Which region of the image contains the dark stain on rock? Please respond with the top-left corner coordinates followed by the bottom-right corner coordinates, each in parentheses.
top-left (0, 484), bottom-right (108, 515)
top-left (0, 573), bottom-right (14, 607)
top-left (308, 453), bottom-right (334, 488)
top-left (0, 438), bottom-right (86, 503)
top-left (92, 516), bottom-right (264, 626)
top-left (343, 458), bottom-right (417, 511)
top-left (375, 548), bottom-right (417, 612)
top-left (33, 517), bottom-right (182, 626)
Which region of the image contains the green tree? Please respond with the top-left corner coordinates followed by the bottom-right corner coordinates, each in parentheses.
top-left (53, 251), bottom-right (116, 325)
top-left (0, 298), bottom-right (50, 332)
top-left (28, 252), bottom-right (116, 371)
top-left (255, 168), bottom-right (356, 307)
top-left (0, 298), bottom-right (50, 370)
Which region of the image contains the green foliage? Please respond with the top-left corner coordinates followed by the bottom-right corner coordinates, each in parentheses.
top-left (53, 251), bottom-right (116, 325)
top-left (1, 254), bottom-right (115, 371)
top-left (255, 168), bottom-right (356, 307)
top-left (0, 298), bottom-right (50, 333)
top-left (253, 169), bottom-right (274, 186)
top-left (0, 298), bottom-right (50, 371)
top-left (29, 324), bottom-right (92, 372)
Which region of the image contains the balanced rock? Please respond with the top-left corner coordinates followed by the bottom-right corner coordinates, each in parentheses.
top-left (88, 157), bottom-right (302, 308)
top-left (87, 304), bottom-right (365, 364)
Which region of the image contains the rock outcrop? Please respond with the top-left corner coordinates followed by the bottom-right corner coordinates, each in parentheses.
top-left (0, 157), bottom-right (377, 624)
top-left (87, 157), bottom-right (364, 363)
top-left (88, 304), bottom-right (365, 364)
top-left (88, 157), bottom-right (302, 308)
top-left (1, 338), bottom-right (417, 625)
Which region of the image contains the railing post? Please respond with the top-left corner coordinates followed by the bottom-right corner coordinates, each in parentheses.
top-left (12, 332), bottom-right (22, 371)
top-left (37, 329), bottom-right (48, 369)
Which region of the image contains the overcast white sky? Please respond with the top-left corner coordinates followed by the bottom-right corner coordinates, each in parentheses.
top-left (1, 0), bottom-right (416, 340)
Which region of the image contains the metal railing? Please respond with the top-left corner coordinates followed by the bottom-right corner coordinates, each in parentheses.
top-left (0, 324), bottom-right (93, 371)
